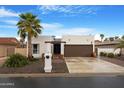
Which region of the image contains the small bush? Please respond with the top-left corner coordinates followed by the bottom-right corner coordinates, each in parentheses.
top-left (116, 54), bottom-right (121, 57)
top-left (107, 53), bottom-right (115, 58)
top-left (100, 52), bottom-right (107, 56)
top-left (4, 53), bottom-right (29, 67)
top-left (100, 52), bottom-right (104, 56)
top-left (103, 52), bottom-right (107, 56)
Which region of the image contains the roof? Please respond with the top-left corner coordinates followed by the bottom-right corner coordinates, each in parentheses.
top-left (0, 37), bottom-right (19, 46)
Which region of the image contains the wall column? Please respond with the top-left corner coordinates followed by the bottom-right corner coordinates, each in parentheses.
top-left (45, 43), bottom-right (52, 53)
top-left (61, 43), bottom-right (65, 55)
top-left (44, 43), bottom-right (52, 72)
top-left (93, 41), bottom-right (95, 53)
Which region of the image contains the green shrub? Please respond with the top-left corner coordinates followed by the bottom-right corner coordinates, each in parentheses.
top-left (107, 53), bottom-right (115, 58)
top-left (100, 52), bottom-right (104, 56)
top-left (115, 53), bottom-right (121, 57)
top-left (4, 53), bottom-right (29, 67)
top-left (100, 52), bottom-right (107, 56)
top-left (103, 52), bottom-right (107, 56)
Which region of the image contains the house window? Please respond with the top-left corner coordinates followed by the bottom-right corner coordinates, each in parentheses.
top-left (33, 44), bottom-right (39, 54)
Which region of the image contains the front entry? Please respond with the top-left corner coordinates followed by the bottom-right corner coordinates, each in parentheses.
top-left (54, 44), bottom-right (61, 54)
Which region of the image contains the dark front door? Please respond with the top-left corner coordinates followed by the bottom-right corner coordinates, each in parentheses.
top-left (54, 44), bottom-right (61, 54)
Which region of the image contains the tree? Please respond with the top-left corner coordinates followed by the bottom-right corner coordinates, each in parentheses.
top-left (115, 40), bottom-right (124, 56)
top-left (100, 34), bottom-right (104, 42)
top-left (122, 35), bottom-right (124, 40)
top-left (18, 30), bottom-right (26, 48)
top-left (115, 36), bottom-right (119, 40)
top-left (104, 38), bottom-right (108, 41)
top-left (17, 13), bottom-right (42, 60)
top-left (109, 37), bottom-right (114, 41)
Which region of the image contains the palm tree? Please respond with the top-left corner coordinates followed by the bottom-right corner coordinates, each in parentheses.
top-left (115, 40), bottom-right (124, 56)
top-left (100, 34), bottom-right (104, 42)
top-left (17, 13), bottom-right (42, 60)
top-left (18, 30), bottom-right (26, 48)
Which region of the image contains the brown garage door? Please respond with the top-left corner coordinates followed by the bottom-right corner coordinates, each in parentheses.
top-left (64, 45), bottom-right (93, 57)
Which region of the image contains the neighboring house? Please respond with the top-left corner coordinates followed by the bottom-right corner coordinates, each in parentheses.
top-left (95, 40), bottom-right (121, 56)
top-left (32, 35), bottom-right (95, 58)
top-left (0, 37), bottom-right (19, 57)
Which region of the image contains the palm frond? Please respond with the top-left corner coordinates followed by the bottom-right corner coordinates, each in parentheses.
top-left (17, 13), bottom-right (42, 39)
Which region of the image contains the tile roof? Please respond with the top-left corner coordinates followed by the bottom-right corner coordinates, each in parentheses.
top-left (0, 37), bottom-right (19, 45)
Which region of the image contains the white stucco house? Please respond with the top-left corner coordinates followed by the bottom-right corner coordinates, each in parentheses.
top-left (31, 35), bottom-right (95, 58)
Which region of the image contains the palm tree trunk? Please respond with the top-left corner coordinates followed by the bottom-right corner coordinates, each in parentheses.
top-left (21, 41), bottom-right (24, 48)
top-left (28, 34), bottom-right (32, 60)
top-left (120, 48), bottom-right (122, 56)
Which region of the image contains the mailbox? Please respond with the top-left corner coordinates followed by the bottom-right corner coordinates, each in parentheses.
top-left (44, 53), bottom-right (52, 72)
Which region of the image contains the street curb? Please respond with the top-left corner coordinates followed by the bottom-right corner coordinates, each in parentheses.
top-left (0, 73), bottom-right (124, 77)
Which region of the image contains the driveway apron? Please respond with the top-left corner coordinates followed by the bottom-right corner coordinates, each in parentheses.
top-left (65, 57), bottom-right (124, 74)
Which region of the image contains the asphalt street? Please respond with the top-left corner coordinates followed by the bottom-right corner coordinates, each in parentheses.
top-left (0, 76), bottom-right (124, 88)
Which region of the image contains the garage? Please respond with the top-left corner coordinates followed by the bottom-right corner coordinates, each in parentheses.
top-left (64, 45), bottom-right (93, 57)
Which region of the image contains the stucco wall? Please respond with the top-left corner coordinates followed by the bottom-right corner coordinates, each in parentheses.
top-left (15, 48), bottom-right (27, 57)
top-left (62, 35), bottom-right (94, 45)
top-left (0, 45), bottom-right (6, 57)
top-left (31, 36), bottom-right (54, 58)
top-left (97, 48), bottom-right (120, 56)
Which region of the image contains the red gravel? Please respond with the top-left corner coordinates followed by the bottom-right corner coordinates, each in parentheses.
top-left (100, 57), bottom-right (124, 67)
top-left (0, 59), bottom-right (69, 74)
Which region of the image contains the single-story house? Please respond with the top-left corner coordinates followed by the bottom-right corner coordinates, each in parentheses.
top-left (0, 37), bottom-right (19, 57)
top-left (31, 35), bottom-right (95, 58)
top-left (95, 40), bottom-right (123, 56)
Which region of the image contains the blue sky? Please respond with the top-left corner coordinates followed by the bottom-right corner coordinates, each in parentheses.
top-left (0, 5), bottom-right (124, 40)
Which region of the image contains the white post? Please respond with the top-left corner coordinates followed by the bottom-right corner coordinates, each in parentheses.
top-left (92, 36), bottom-right (95, 53)
top-left (98, 48), bottom-right (100, 58)
top-left (92, 36), bottom-right (96, 57)
top-left (44, 43), bottom-right (52, 72)
top-left (27, 42), bottom-right (29, 57)
top-left (61, 43), bottom-right (64, 55)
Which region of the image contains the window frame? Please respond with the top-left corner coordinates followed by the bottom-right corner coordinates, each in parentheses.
top-left (32, 44), bottom-right (40, 54)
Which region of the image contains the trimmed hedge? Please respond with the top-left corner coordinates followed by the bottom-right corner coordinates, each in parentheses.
top-left (4, 53), bottom-right (29, 67)
top-left (100, 52), bottom-right (115, 58)
top-left (107, 53), bottom-right (115, 58)
top-left (100, 52), bottom-right (107, 56)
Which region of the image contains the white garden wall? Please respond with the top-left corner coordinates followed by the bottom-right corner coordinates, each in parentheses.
top-left (98, 48), bottom-right (120, 56)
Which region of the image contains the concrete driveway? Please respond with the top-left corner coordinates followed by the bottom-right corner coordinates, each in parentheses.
top-left (65, 57), bottom-right (124, 74)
